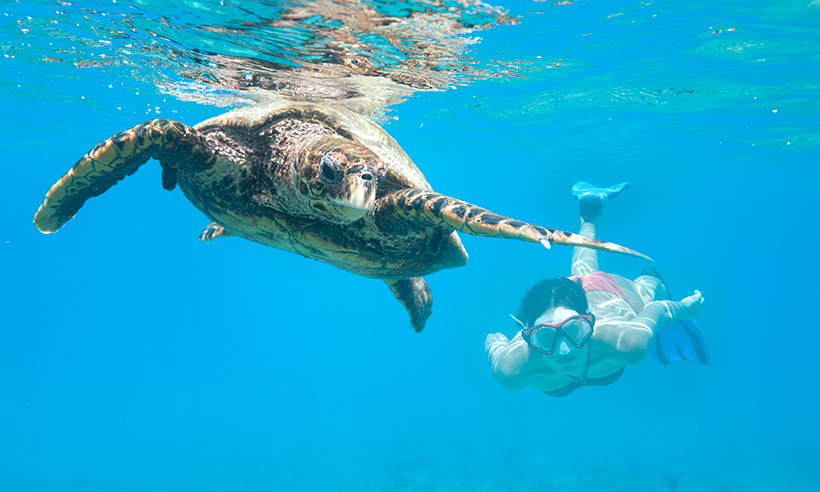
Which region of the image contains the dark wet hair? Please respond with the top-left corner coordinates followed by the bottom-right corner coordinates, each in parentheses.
top-left (516, 277), bottom-right (590, 328)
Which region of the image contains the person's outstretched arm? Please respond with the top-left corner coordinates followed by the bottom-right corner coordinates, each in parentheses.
top-left (594, 291), bottom-right (705, 365)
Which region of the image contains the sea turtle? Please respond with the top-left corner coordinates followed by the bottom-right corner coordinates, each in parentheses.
top-left (33, 101), bottom-right (648, 332)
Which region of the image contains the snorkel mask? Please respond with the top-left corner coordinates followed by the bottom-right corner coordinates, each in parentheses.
top-left (512, 313), bottom-right (595, 355)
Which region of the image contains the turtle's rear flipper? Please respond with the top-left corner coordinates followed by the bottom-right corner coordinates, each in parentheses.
top-left (384, 277), bottom-right (432, 333)
top-left (199, 221), bottom-right (233, 241)
top-left (33, 119), bottom-right (216, 233)
top-left (377, 189), bottom-right (652, 261)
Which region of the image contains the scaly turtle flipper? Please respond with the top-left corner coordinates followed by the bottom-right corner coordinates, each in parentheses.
top-left (384, 277), bottom-right (433, 333)
top-left (33, 119), bottom-right (216, 233)
top-left (376, 189), bottom-right (652, 261)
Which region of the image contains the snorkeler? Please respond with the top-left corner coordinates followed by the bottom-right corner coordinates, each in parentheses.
top-left (485, 182), bottom-right (711, 397)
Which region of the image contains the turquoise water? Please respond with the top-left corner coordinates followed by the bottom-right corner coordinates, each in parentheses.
top-left (1, 0), bottom-right (819, 490)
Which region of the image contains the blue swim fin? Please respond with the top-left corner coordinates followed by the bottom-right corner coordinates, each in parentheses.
top-left (571, 181), bottom-right (631, 221)
top-left (642, 268), bottom-right (713, 367)
top-left (650, 317), bottom-right (712, 367)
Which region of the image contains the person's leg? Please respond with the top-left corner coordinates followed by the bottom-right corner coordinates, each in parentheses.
top-left (633, 274), bottom-right (665, 306)
top-left (637, 267), bottom-right (669, 302)
top-left (571, 216), bottom-right (600, 276)
top-left (570, 182), bottom-right (630, 277)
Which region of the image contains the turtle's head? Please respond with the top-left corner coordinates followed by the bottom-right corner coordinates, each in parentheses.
top-left (296, 136), bottom-right (385, 224)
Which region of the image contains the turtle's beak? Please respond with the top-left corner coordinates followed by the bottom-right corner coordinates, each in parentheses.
top-left (328, 167), bottom-right (377, 221)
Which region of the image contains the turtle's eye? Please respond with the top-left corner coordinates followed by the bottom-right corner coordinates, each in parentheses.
top-left (319, 155), bottom-right (341, 185)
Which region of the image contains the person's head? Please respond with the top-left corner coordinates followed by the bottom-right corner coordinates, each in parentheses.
top-left (516, 277), bottom-right (593, 372)
top-left (516, 277), bottom-right (590, 327)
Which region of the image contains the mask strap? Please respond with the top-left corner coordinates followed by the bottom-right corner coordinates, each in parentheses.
top-left (509, 314), bottom-right (527, 331)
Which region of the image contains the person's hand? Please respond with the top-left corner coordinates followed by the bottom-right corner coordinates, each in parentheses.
top-left (681, 290), bottom-right (704, 318)
top-left (485, 332), bottom-right (509, 354)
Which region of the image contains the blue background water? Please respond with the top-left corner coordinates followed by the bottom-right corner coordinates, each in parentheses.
top-left (2, 0), bottom-right (819, 490)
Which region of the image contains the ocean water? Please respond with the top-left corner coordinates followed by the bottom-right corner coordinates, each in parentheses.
top-left (1, 0), bottom-right (819, 490)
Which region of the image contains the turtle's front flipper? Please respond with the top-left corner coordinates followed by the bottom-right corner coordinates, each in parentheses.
top-left (33, 119), bottom-right (216, 233)
top-left (376, 189), bottom-right (651, 261)
top-left (384, 277), bottom-right (432, 333)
